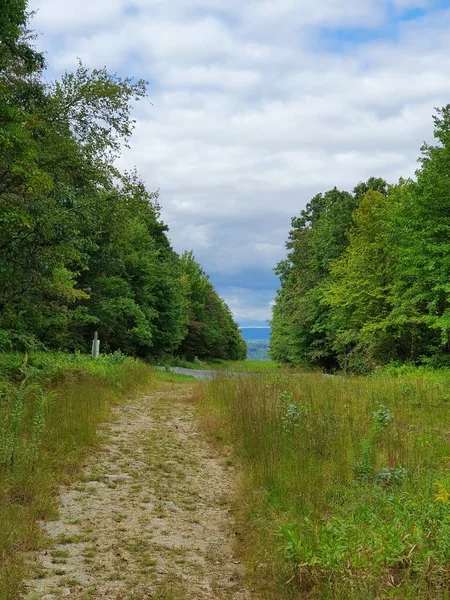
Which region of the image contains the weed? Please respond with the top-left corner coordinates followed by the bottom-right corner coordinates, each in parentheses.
top-left (372, 404), bottom-right (393, 433)
top-left (277, 524), bottom-right (304, 570)
top-left (375, 465), bottom-right (407, 487)
top-left (278, 391), bottom-right (309, 433)
top-left (202, 371), bottom-right (450, 598)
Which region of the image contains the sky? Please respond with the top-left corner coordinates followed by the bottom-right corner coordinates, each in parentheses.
top-left (28, 0), bottom-right (450, 327)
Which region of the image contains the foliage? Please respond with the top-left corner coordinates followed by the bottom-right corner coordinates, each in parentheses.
top-left (177, 251), bottom-right (246, 361)
top-left (272, 111), bottom-right (450, 371)
top-left (0, 2), bottom-right (241, 361)
top-left (271, 185), bottom-right (375, 369)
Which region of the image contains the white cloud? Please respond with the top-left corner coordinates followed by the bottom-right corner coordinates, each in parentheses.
top-left (28, 0), bottom-right (450, 323)
top-left (161, 65), bottom-right (261, 93)
top-left (32, 0), bottom-right (125, 32)
top-left (221, 288), bottom-right (275, 324)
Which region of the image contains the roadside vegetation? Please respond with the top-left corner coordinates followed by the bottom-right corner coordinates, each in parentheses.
top-left (0, 3), bottom-right (245, 363)
top-left (163, 356), bottom-right (281, 373)
top-left (202, 371), bottom-right (450, 599)
top-left (0, 351), bottom-right (173, 599)
top-left (0, 352), bottom-right (161, 600)
top-left (271, 106), bottom-right (450, 373)
top-left (210, 359), bottom-right (280, 373)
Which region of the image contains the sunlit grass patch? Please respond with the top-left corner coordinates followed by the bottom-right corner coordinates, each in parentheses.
top-left (155, 370), bottom-right (196, 382)
top-left (160, 356), bottom-right (283, 374)
top-left (203, 372), bottom-right (450, 598)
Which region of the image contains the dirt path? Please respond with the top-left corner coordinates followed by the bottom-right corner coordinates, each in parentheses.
top-left (25, 384), bottom-right (250, 600)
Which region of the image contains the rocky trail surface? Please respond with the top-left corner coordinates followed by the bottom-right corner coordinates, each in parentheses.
top-left (25, 383), bottom-right (250, 600)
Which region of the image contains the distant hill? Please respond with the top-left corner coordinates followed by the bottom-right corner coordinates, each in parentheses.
top-left (246, 340), bottom-right (270, 360)
top-left (239, 327), bottom-right (271, 360)
top-left (240, 327), bottom-right (271, 341)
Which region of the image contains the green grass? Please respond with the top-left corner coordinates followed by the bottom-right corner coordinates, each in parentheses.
top-left (155, 370), bottom-right (196, 382)
top-left (0, 351), bottom-right (157, 600)
top-left (209, 359), bottom-right (281, 373)
top-left (161, 356), bottom-right (282, 373)
top-left (0, 350), bottom-right (140, 382)
top-left (202, 372), bottom-right (450, 599)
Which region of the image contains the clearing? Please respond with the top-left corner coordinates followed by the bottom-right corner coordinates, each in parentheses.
top-left (24, 382), bottom-right (250, 600)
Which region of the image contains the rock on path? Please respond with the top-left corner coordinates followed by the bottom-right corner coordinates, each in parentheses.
top-left (25, 384), bottom-right (251, 600)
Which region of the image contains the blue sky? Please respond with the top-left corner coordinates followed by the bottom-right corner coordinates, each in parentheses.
top-left (29, 0), bottom-right (450, 326)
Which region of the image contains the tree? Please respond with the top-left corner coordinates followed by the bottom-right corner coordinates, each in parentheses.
top-left (387, 107), bottom-right (450, 365)
top-left (0, 0), bottom-right (44, 73)
top-left (271, 179), bottom-right (388, 369)
top-left (178, 252), bottom-right (246, 361)
top-left (323, 191), bottom-right (397, 371)
top-left (1, 5), bottom-right (237, 362)
top-left (0, 58), bottom-right (147, 350)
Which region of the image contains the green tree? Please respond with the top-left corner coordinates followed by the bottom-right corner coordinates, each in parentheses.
top-left (77, 176), bottom-right (186, 356)
top-left (323, 190), bottom-right (397, 371)
top-left (178, 252), bottom-right (246, 361)
top-left (0, 3), bottom-right (249, 362)
top-left (271, 180), bottom-right (388, 369)
top-left (0, 0), bottom-right (44, 72)
top-left (387, 107), bottom-right (450, 365)
top-left (0, 10), bottom-right (148, 351)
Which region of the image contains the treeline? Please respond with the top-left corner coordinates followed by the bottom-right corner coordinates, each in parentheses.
top-left (0, 2), bottom-right (246, 361)
top-left (272, 106), bottom-right (450, 372)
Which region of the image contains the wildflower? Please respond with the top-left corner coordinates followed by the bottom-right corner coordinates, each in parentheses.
top-left (434, 482), bottom-right (450, 503)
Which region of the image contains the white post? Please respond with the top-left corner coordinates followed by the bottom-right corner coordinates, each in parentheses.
top-left (92, 331), bottom-right (100, 358)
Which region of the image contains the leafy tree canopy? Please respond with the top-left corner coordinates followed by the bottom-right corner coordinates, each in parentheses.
top-left (0, 1), bottom-right (245, 361)
top-left (272, 107), bottom-right (450, 371)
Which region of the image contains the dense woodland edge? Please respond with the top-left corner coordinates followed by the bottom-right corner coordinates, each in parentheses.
top-left (0, 2), bottom-right (246, 363)
top-left (271, 109), bottom-right (450, 373)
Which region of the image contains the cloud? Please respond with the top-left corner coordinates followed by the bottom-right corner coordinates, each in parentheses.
top-left (29, 0), bottom-right (450, 325)
top-left (220, 287), bottom-right (275, 325)
top-left (31, 0), bottom-right (125, 32)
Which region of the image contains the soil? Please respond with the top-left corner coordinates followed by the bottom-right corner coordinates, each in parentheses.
top-left (24, 383), bottom-right (251, 600)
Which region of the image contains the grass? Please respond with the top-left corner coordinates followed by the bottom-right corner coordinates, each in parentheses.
top-left (201, 371), bottom-right (450, 599)
top-left (155, 369), bottom-right (196, 382)
top-left (161, 356), bottom-right (282, 374)
top-left (209, 359), bottom-right (281, 373)
top-left (0, 351), bottom-right (158, 600)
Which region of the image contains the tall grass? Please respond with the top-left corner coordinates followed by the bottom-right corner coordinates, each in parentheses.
top-left (210, 360), bottom-right (282, 373)
top-left (162, 356), bottom-right (282, 373)
top-left (0, 352), bottom-right (157, 600)
top-left (203, 372), bottom-right (450, 599)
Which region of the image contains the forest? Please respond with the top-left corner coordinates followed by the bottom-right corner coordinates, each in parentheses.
top-left (0, 2), bottom-right (246, 363)
top-left (271, 109), bottom-right (450, 372)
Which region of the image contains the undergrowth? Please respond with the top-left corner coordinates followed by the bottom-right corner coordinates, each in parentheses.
top-left (202, 372), bottom-right (450, 599)
top-left (0, 351), bottom-right (157, 600)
